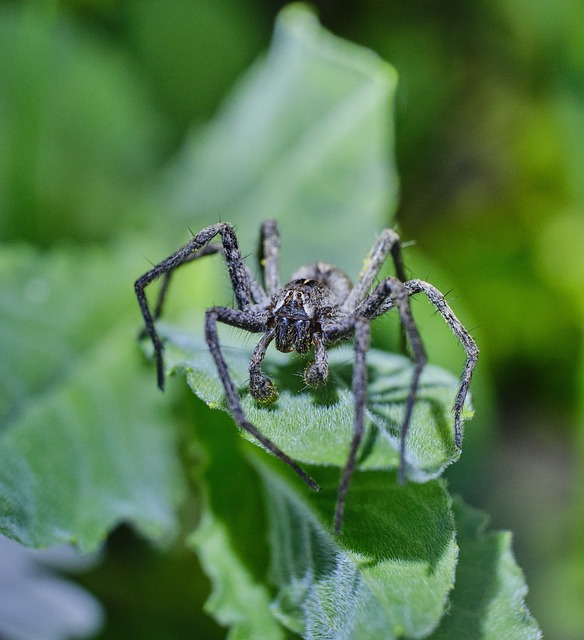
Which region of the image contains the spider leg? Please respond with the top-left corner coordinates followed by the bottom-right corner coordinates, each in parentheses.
top-left (333, 316), bottom-right (370, 534)
top-left (402, 280), bottom-right (478, 447)
top-left (332, 276), bottom-right (428, 496)
top-left (135, 222), bottom-right (266, 390)
top-left (357, 277), bottom-right (478, 452)
top-left (138, 243), bottom-right (221, 339)
top-left (206, 306), bottom-right (320, 492)
top-left (258, 219), bottom-right (281, 296)
top-left (145, 244), bottom-right (267, 332)
top-left (381, 278), bottom-right (427, 484)
top-left (342, 228), bottom-right (406, 313)
top-left (249, 329), bottom-right (279, 403)
top-left (304, 334), bottom-right (329, 387)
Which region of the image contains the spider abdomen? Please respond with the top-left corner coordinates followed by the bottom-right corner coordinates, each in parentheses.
top-left (291, 262), bottom-right (352, 304)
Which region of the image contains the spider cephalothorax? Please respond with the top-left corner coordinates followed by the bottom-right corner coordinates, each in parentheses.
top-left (135, 220), bottom-right (478, 533)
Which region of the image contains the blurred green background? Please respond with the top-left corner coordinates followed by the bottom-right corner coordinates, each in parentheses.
top-left (1, 0), bottom-right (583, 638)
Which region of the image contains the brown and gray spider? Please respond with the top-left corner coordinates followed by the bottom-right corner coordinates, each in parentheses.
top-left (135, 220), bottom-right (478, 533)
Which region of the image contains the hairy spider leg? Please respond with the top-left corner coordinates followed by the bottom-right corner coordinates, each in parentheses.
top-left (323, 278), bottom-right (423, 530)
top-left (353, 277), bottom-right (427, 483)
top-left (137, 244), bottom-right (221, 340)
top-left (259, 219), bottom-right (281, 296)
top-left (389, 279), bottom-right (427, 484)
top-left (205, 306), bottom-right (320, 492)
top-left (304, 333), bottom-right (329, 387)
top-left (402, 280), bottom-right (478, 447)
top-left (331, 316), bottom-right (370, 534)
top-left (358, 277), bottom-right (478, 453)
top-left (141, 243), bottom-right (267, 336)
top-left (248, 328), bottom-right (279, 402)
top-left (342, 228), bottom-right (407, 313)
top-left (135, 222), bottom-right (264, 390)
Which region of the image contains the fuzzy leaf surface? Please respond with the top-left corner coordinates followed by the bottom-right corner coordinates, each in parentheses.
top-left (181, 398), bottom-right (541, 640)
top-left (182, 399), bottom-right (457, 640)
top-left (250, 450), bottom-right (457, 639)
top-left (429, 500), bottom-right (543, 640)
top-left (160, 328), bottom-right (472, 482)
top-left (189, 510), bottom-right (286, 640)
top-left (0, 244), bottom-right (185, 551)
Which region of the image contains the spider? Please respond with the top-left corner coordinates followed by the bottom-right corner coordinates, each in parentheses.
top-left (135, 220), bottom-right (478, 533)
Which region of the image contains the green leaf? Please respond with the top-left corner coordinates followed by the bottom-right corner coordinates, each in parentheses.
top-left (429, 500), bottom-right (542, 640)
top-left (183, 397), bottom-right (456, 640)
top-left (189, 510), bottom-right (286, 640)
top-left (159, 328), bottom-right (471, 481)
top-left (164, 2), bottom-right (398, 276)
top-left (184, 396), bottom-right (288, 639)
top-left (0, 244), bottom-right (185, 551)
top-left (182, 395), bottom-right (540, 640)
top-left (189, 406), bottom-right (457, 640)
top-left (250, 450), bottom-right (457, 639)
